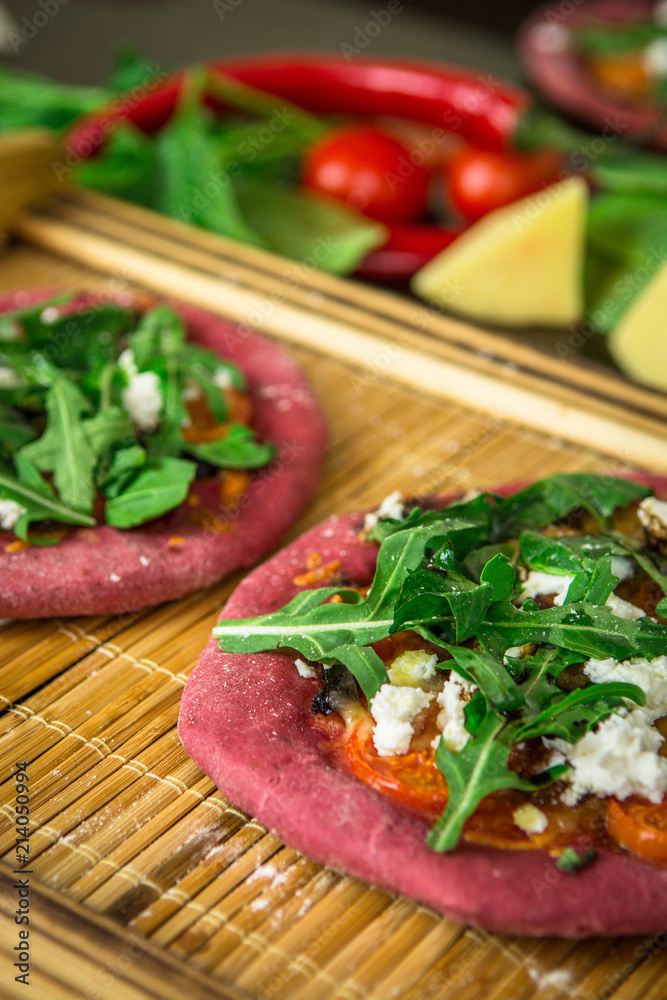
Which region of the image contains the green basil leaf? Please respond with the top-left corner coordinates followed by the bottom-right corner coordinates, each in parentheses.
top-left (234, 178), bottom-right (387, 275)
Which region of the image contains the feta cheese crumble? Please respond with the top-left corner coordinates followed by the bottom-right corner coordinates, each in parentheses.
top-left (388, 650), bottom-right (437, 687)
top-left (519, 570), bottom-right (575, 606)
top-left (0, 499), bottom-right (26, 531)
top-left (363, 491), bottom-right (406, 532)
top-left (295, 658), bottom-right (317, 679)
top-left (545, 654), bottom-right (667, 805)
top-left (370, 684), bottom-right (433, 757)
top-left (519, 558), bottom-right (636, 611)
top-left (117, 347), bottom-right (138, 379)
top-left (584, 655), bottom-right (667, 723)
top-left (0, 365), bottom-right (22, 389)
top-left (604, 593), bottom-right (645, 621)
top-left (644, 36), bottom-right (667, 77)
top-left (213, 367), bottom-right (234, 390)
top-left (547, 711), bottom-right (667, 806)
top-left (638, 495), bottom-right (667, 543)
top-left (431, 671), bottom-right (477, 753)
top-left (512, 803), bottom-right (548, 835)
top-left (122, 370), bottom-right (163, 433)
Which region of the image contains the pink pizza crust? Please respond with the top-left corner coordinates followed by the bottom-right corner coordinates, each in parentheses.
top-left (0, 288), bottom-right (327, 619)
top-left (179, 473), bottom-right (667, 938)
top-left (518, 0), bottom-right (667, 150)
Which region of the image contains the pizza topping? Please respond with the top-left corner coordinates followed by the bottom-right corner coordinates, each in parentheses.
top-left (0, 499), bottom-right (26, 531)
top-left (363, 490), bottom-right (406, 533)
top-left (121, 366), bottom-right (163, 434)
top-left (214, 473), bottom-right (667, 859)
top-left (369, 683), bottom-right (433, 757)
top-left (432, 672), bottom-right (477, 753)
top-left (387, 649), bottom-right (438, 687)
top-left (0, 295), bottom-right (275, 540)
top-left (605, 593), bottom-right (646, 621)
top-left (546, 710), bottom-right (667, 806)
top-left (638, 495), bottom-right (667, 550)
top-left (295, 657), bottom-right (317, 679)
top-left (512, 803), bottom-right (549, 835)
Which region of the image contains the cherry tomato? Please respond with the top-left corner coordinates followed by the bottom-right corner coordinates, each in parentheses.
top-left (607, 796), bottom-right (667, 862)
top-left (302, 125), bottom-right (432, 223)
top-left (445, 147), bottom-right (564, 222)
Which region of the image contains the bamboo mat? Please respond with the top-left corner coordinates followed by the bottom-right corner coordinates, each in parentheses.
top-left (0, 233), bottom-right (666, 999)
top-left (13, 189), bottom-right (667, 473)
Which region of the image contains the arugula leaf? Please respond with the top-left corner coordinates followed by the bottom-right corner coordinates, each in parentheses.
top-left (556, 847), bottom-right (598, 872)
top-left (75, 125), bottom-right (160, 206)
top-left (154, 101), bottom-right (263, 247)
top-left (443, 646), bottom-right (525, 713)
top-left (213, 521), bottom-right (454, 658)
top-left (98, 444), bottom-right (146, 498)
top-left (428, 706), bottom-right (533, 852)
top-left (491, 474), bottom-right (650, 538)
top-left (184, 425), bottom-right (274, 469)
top-left (478, 600), bottom-right (666, 662)
top-left (103, 456), bottom-right (196, 528)
top-left (519, 530), bottom-right (626, 575)
top-left (393, 568), bottom-right (491, 644)
top-left (0, 456), bottom-right (95, 538)
top-left (0, 403), bottom-right (36, 456)
top-left (29, 378), bottom-right (96, 514)
top-left (516, 680), bottom-right (645, 742)
top-left (328, 645), bottom-right (388, 703)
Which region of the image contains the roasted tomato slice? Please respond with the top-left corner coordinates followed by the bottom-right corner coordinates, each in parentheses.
top-left (344, 715), bottom-right (448, 818)
top-left (607, 796), bottom-right (667, 862)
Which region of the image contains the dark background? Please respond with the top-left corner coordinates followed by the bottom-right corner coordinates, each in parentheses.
top-left (1, 0), bottom-right (546, 85)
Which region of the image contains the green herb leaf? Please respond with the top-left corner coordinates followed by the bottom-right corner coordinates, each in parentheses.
top-left (98, 444), bottom-right (147, 498)
top-left (213, 521), bottom-right (454, 658)
top-left (103, 456), bottom-right (196, 528)
top-left (328, 644), bottom-right (388, 703)
top-left (516, 680), bottom-right (645, 742)
top-left (184, 424), bottom-right (274, 469)
top-left (234, 178), bottom-right (387, 275)
top-left (31, 378), bottom-right (96, 513)
top-left (0, 457), bottom-right (95, 538)
top-left (443, 645), bottom-right (525, 713)
top-left (428, 706), bottom-right (532, 852)
top-left (556, 847), bottom-right (598, 872)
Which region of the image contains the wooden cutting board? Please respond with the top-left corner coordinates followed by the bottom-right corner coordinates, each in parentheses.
top-left (0, 197), bottom-right (665, 1000)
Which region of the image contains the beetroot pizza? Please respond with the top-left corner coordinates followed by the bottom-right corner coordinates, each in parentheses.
top-left (0, 288), bottom-right (327, 618)
top-left (179, 473), bottom-right (667, 938)
top-left (519, 0), bottom-right (667, 149)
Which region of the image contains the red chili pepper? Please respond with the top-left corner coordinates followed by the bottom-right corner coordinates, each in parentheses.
top-left (353, 223), bottom-right (462, 283)
top-left (66, 54), bottom-right (531, 282)
top-left (68, 53), bottom-right (531, 159)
